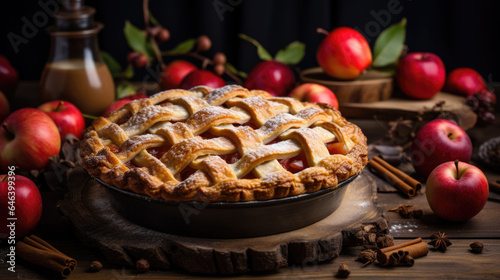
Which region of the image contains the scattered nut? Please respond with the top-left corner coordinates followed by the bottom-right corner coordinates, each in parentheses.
top-left (354, 230), bottom-right (365, 244)
top-left (470, 241), bottom-right (484, 253)
top-left (363, 224), bottom-right (375, 233)
top-left (355, 249), bottom-right (376, 266)
top-left (136, 259), bottom-right (150, 273)
top-left (366, 232), bottom-right (377, 244)
top-left (88, 261), bottom-right (103, 272)
top-left (336, 263), bottom-right (350, 278)
top-left (376, 235), bottom-right (395, 249)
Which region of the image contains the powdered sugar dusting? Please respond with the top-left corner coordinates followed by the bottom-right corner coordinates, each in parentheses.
top-left (123, 106), bottom-right (167, 130)
top-left (242, 96), bottom-right (266, 107)
top-left (296, 107), bottom-right (321, 119)
top-left (206, 85), bottom-right (246, 105)
top-left (258, 113), bottom-right (295, 134)
top-left (262, 171), bottom-right (288, 182)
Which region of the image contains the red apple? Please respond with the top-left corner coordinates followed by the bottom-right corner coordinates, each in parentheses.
top-left (396, 52), bottom-right (446, 99)
top-left (0, 174), bottom-right (42, 239)
top-left (444, 68), bottom-right (487, 97)
top-left (0, 108), bottom-right (61, 171)
top-left (103, 93), bottom-right (148, 117)
top-left (411, 119), bottom-right (472, 178)
top-left (0, 90), bottom-right (9, 122)
top-left (37, 100), bottom-right (85, 140)
top-left (0, 55), bottom-right (19, 97)
top-left (180, 69), bottom-right (225, 90)
top-left (316, 27), bottom-right (372, 80)
top-left (245, 61), bottom-right (295, 97)
top-left (159, 60), bottom-right (197, 90)
top-left (426, 160), bottom-right (488, 221)
top-left (289, 83), bottom-right (339, 109)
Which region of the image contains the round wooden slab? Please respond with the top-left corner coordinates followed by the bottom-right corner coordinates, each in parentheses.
top-left (300, 67), bottom-right (394, 103)
top-left (59, 168), bottom-right (385, 275)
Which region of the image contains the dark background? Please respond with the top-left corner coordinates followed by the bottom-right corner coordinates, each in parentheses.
top-left (1, 0), bottom-right (499, 85)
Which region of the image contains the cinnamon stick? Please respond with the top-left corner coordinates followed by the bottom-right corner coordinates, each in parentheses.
top-left (16, 235), bottom-right (77, 277)
top-left (369, 159), bottom-right (416, 197)
top-left (377, 237), bottom-right (428, 266)
top-left (489, 180), bottom-right (500, 194)
top-left (24, 235), bottom-right (77, 270)
top-left (379, 237), bottom-right (422, 254)
top-left (373, 156), bottom-right (422, 192)
top-left (16, 242), bottom-right (71, 277)
top-left (403, 255), bottom-right (415, 266)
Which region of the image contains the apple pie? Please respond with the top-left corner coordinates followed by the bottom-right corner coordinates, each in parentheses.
top-left (80, 85), bottom-right (368, 202)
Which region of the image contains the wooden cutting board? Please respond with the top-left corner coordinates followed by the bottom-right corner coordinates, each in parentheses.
top-left (339, 92), bottom-right (477, 129)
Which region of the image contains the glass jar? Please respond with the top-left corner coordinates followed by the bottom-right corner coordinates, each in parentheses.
top-left (40, 0), bottom-right (114, 116)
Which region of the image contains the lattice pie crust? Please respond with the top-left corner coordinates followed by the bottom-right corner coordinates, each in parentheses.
top-left (80, 85), bottom-right (368, 202)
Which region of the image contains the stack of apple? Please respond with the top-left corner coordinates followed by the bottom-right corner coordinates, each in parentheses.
top-left (390, 34), bottom-right (495, 125)
top-left (410, 119), bottom-right (489, 222)
top-left (298, 24), bottom-right (496, 122)
top-left (159, 60), bottom-right (226, 91)
top-left (307, 25), bottom-right (491, 221)
top-left (0, 100), bottom-right (85, 172)
top-left (0, 97), bottom-right (86, 239)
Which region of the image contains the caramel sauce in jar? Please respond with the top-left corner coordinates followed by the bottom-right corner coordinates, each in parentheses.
top-left (41, 59), bottom-right (114, 116)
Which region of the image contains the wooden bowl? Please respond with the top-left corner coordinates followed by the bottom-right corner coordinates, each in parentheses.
top-left (300, 67), bottom-right (394, 103)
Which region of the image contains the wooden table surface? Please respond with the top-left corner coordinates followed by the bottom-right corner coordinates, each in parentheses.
top-left (1, 83), bottom-right (500, 279)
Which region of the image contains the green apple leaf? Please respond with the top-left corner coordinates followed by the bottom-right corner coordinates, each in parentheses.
top-left (100, 51), bottom-right (122, 77)
top-left (123, 64), bottom-right (134, 79)
top-left (225, 62), bottom-right (248, 78)
top-left (238, 33), bottom-right (272, 61)
top-left (372, 18), bottom-right (407, 68)
top-left (163, 38), bottom-right (196, 55)
top-left (274, 41), bottom-right (305, 65)
top-left (148, 10), bottom-right (160, 26)
top-left (372, 64), bottom-right (396, 75)
top-left (123, 21), bottom-right (155, 60)
top-left (81, 113), bottom-right (98, 120)
top-left (116, 83), bottom-right (138, 99)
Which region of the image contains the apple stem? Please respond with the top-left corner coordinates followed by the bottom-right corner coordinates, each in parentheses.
top-left (202, 58), bottom-right (210, 70)
top-left (455, 159), bottom-right (459, 178)
top-left (316, 28), bottom-right (329, 36)
top-left (56, 101), bottom-right (64, 112)
top-left (2, 123), bottom-right (14, 139)
top-left (142, 0), bottom-right (166, 70)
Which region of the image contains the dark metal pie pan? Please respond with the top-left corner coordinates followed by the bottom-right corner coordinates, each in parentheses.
top-left (96, 175), bottom-right (357, 238)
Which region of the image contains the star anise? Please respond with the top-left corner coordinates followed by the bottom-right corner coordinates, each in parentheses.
top-left (388, 204), bottom-right (423, 219)
top-left (428, 232), bottom-right (452, 252)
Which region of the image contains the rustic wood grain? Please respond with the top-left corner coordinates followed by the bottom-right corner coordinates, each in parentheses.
top-left (2, 238), bottom-right (499, 279)
top-left (339, 92), bottom-right (477, 130)
top-left (300, 68), bottom-right (394, 103)
top-left (57, 168), bottom-right (385, 275)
